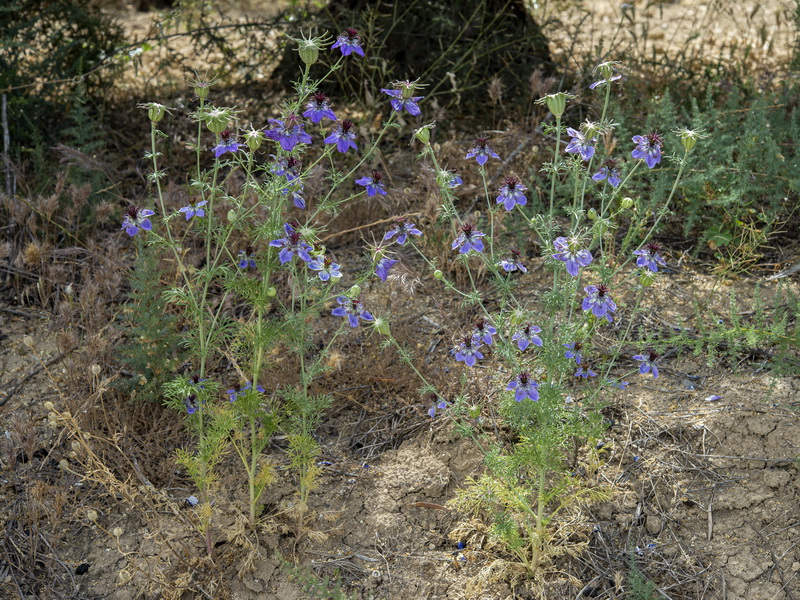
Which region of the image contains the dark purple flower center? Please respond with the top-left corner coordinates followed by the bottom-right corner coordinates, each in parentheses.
top-left (510, 248), bottom-right (522, 259)
top-left (463, 336), bottom-right (473, 348)
top-left (644, 241), bottom-right (662, 253)
top-left (646, 132), bottom-right (663, 147)
top-left (323, 256), bottom-right (333, 268)
top-left (311, 91), bottom-right (328, 105)
top-left (474, 136), bottom-right (489, 149)
top-left (190, 374), bottom-right (202, 385)
top-left (604, 158), bottom-right (618, 169)
top-left (648, 351), bottom-right (659, 361)
top-left (287, 157), bottom-right (302, 171)
top-left (474, 319), bottom-right (486, 331)
top-left (344, 28), bottom-right (359, 40)
top-left (523, 324), bottom-right (532, 335)
top-left (503, 176), bottom-right (520, 189)
top-left (597, 284), bottom-right (610, 297)
top-left (519, 372), bottom-right (529, 385)
top-left (462, 223), bottom-right (475, 236)
top-left (371, 170), bottom-right (384, 182)
top-left (220, 128), bottom-right (233, 142)
top-left (244, 245), bottom-right (255, 255)
top-left (341, 120), bottom-right (354, 133)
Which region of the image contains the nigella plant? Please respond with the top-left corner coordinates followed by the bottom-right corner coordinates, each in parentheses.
top-left (303, 91), bottom-right (337, 123)
top-left (634, 242), bottom-right (667, 272)
top-left (552, 237), bottom-right (593, 277)
top-left (332, 296), bottom-right (374, 327)
top-left (507, 372), bottom-right (539, 402)
top-left (633, 351), bottom-right (660, 378)
top-left (331, 28), bottom-right (365, 57)
top-left (308, 255), bottom-right (342, 282)
top-left (356, 170), bottom-right (387, 197)
top-left (454, 336), bottom-right (484, 367)
top-left (512, 323), bottom-right (543, 351)
top-left (582, 284), bottom-right (617, 323)
top-left (179, 198), bottom-right (207, 220)
top-left (592, 158), bottom-right (622, 187)
top-left (121, 205), bottom-right (154, 237)
top-left (631, 132), bottom-right (663, 168)
top-left (466, 135), bottom-right (500, 165)
top-left (212, 128), bottom-right (240, 158)
top-left (565, 127), bottom-right (597, 161)
top-left (383, 218), bottom-right (422, 245)
top-left (471, 319), bottom-right (497, 345)
top-left (269, 222), bottom-right (313, 264)
top-left (496, 176), bottom-right (527, 211)
top-left (497, 249), bottom-right (528, 273)
top-left (381, 80), bottom-right (425, 116)
top-left (265, 113), bottom-right (312, 151)
top-left (452, 223), bottom-right (486, 254)
top-left (324, 119), bottom-right (358, 153)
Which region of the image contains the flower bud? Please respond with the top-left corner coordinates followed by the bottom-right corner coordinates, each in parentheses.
top-left (372, 317), bottom-right (390, 336)
top-left (433, 269), bottom-right (443, 280)
top-left (587, 208), bottom-right (598, 220)
top-left (244, 127), bottom-right (264, 151)
top-left (267, 286), bottom-right (277, 297)
top-left (536, 92), bottom-right (575, 118)
top-left (639, 271), bottom-right (656, 287)
top-left (289, 31), bottom-right (331, 67)
top-left (348, 284), bottom-right (361, 297)
top-left (147, 103), bottom-right (166, 123)
top-left (414, 124), bottom-right (433, 145)
top-left (194, 83), bottom-right (210, 100)
top-left (674, 127), bottom-right (706, 152)
top-left (620, 197), bottom-right (634, 210)
top-left (205, 108), bottom-right (230, 134)
top-left (468, 405), bottom-right (481, 420)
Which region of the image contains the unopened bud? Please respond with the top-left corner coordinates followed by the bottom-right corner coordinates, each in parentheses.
top-left (620, 197), bottom-right (634, 210)
top-left (348, 284), bottom-right (361, 297)
top-left (372, 317), bottom-right (390, 336)
top-left (244, 127), bottom-right (264, 151)
top-left (414, 124), bottom-right (434, 145)
top-left (148, 103), bottom-right (166, 123)
top-left (675, 127), bottom-right (706, 152)
top-left (266, 286), bottom-right (277, 297)
top-left (433, 269), bottom-right (443, 280)
top-left (639, 271), bottom-right (656, 287)
top-left (205, 108), bottom-right (230, 134)
top-left (587, 208), bottom-right (598, 220)
top-left (536, 92), bottom-right (575, 118)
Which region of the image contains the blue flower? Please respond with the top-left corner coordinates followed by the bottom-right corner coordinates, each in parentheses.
top-left (563, 342), bottom-right (583, 365)
top-left (381, 86), bottom-right (424, 116)
top-left (331, 28), bottom-right (365, 57)
top-left (552, 236), bottom-right (593, 277)
top-left (633, 242), bottom-right (667, 272)
top-left (446, 171), bottom-right (463, 188)
top-left (121, 205), bottom-right (155, 237)
top-left (565, 127), bottom-right (597, 161)
top-left (606, 379), bottom-right (630, 389)
top-left (631, 133), bottom-right (663, 169)
top-left (268, 222), bottom-right (313, 264)
top-left (512, 323), bottom-right (543, 351)
top-left (265, 114), bottom-right (312, 152)
top-left (592, 158), bottom-right (622, 187)
top-left (574, 366), bottom-right (597, 378)
top-left (324, 119), bottom-right (358, 153)
top-left (507, 372), bottom-right (539, 402)
top-left (582, 284), bottom-right (617, 323)
top-left (178, 198), bottom-right (207, 220)
top-left (356, 170), bottom-right (387, 197)
top-left (452, 223), bottom-right (485, 254)
top-left (303, 91), bottom-right (337, 123)
top-left (184, 394), bottom-right (200, 414)
top-left (633, 351), bottom-right (659, 378)
top-left (454, 336), bottom-right (484, 367)
top-left (383, 219), bottom-right (422, 245)
top-left (589, 73), bottom-right (622, 90)
top-left (226, 381), bottom-right (265, 403)
top-left (270, 155), bottom-right (302, 179)
top-left (375, 257), bottom-right (398, 281)
top-left (495, 176), bottom-right (527, 211)
top-left (237, 246), bottom-right (257, 269)
top-left (471, 319), bottom-right (497, 345)
top-left (466, 135), bottom-right (500, 165)
top-left (497, 249), bottom-right (528, 273)
top-left (427, 394), bottom-right (448, 418)
top-left (308, 255), bottom-right (342, 282)
top-left (332, 296), bottom-right (374, 327)
top-left (212, 128), bottom-right (240, 158)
